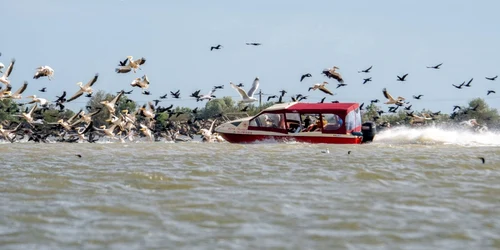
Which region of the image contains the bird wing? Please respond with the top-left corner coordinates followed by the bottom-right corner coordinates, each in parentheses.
top-left (111, 91), bottom-right (124, 105)
top-left (300, 75), bottom-right (306, 82)
top-left (331, 72), bottom-right (344, 83)
top-left (382, 88), bottom-right (395, 101)
top-left (115, 67), bottom-right (132, 73)
top-left (148, 101), bottom-right (155, 111)
top-left (318, 85), bottom-right (334, 95)
top-left (230, 82), bottom-right (250, 99)
top-left (3, 59), bottom-right (15, 78)
top-left (67, 90), bottom-right (84, 102)
top-left (28, 103), bottom-right (38, 115)
top-left (135, 57), bottom-right (146, 65)
top-left (86, 74), bottom-right (99, 87)
top-left (247, 78), bottom-right (259, 97)
top-left (14, 81), bottom-right (28, 95)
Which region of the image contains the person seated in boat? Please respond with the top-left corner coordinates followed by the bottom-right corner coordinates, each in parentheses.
top-left (304, 117), bottom-right (326, 132)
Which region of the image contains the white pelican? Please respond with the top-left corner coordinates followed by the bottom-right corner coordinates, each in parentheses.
top-left (33, 66), bottom-right (55, 80)
top-left (409, 113), bottom-right (433, 125)
top-left (322, 66), bottom-right (344, 83)
top-left (139, 124), bottom-right (154, 142)
top-left (115, 56), bottom-right (146, 73)
top-left (382, 88), bottom-right (405, 105)
top-left (308, 81), bottom-right (334, 95)
top-left (197, 89), bottom-right (216, 101)
top-left (26, 95), bottom-right (49, 106)
top-left (0, 123), bottom-right (21, 143)
top-left (71, 108), bottom-right (101, 126)
top-left (199, 119), bottom-right (218, 142)
top-left (139, 102), bottom-right (156, 120)
top-left (21, 104), bottom-right (38, 125)
top-left (67, 73), bottom-right (99, 102)
top-left (130, 75), bottom-right (149, 89)
top-left (122, 109), bottom-right (138, 124)
top-left (0, 58), bottom-right (15, 85)
top-left (230, 77), bottom-right (259, 103)
top-left (1, 81), bottom-right (28, 99)
top-left (96, 124), bottom-right (118, 139)
top-left (100, 90), bottom-right (124, 115)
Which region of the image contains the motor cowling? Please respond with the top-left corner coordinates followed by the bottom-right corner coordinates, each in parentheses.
top-left (361, 121), bottom-right (377, 143)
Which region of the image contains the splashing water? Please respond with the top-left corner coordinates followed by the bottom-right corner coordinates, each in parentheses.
top-left (373, 125), bottom-right (500, 146)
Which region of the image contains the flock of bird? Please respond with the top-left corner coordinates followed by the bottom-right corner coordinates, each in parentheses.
top-left (0, 42), bottom-right (498, 144)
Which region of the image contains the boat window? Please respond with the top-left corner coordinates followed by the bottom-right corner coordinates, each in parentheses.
top-left (286, 113), bottom-right (301, 133)
top-left (300, 114), bottom-right (322, 132)
top-left (345, 108), bottom-right (361, 132)
top-left (322, 113), bottom-right (344, 131)
top-left (250, 113), bottom-right (285, 129)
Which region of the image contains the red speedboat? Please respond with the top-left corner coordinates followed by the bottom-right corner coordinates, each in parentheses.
top-left (214, 102), bottom-right (376, 144)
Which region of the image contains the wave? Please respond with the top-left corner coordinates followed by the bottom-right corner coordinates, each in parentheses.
top-left (372, 125), bottom-right (500, 146)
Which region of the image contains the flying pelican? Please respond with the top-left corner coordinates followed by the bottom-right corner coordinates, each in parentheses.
top-left (71, 108), bottom-right (101, 126)
top-left (1, 81), bottom-right (28, 99)
top-left (21, 103), bottom-right (38, 125)
top-left (130, 75), bottom-right (149, 89)
top-left (382, 88), bottom-right (405, 105)
top-left (139, 124), bottom-right (154, 142)
top-left (230, 77), bottom-right (260, 103)
top-left (115, 56), bottom-right (146, 73)
top-left (26, 95), bottom-right (49, 106)
top-left (67, 73), bottom-right (99, 102)
top-left (100, 90), bottom-right (124, 115)
top-left (197, 89), bottom-right (216, 101)
top-left (95, 124), bottom-right (118, 139)
top-left (0, 58), bottom-right (15, 85)
top-left (139, 102), bottom-right (156, 120)
top-left (0, 123), bottom-right (21, 143)
top-left (33, 66), bottom-right (55, 80)
top-left (308, 82), bottom-right (334, 95)
top-left (322, 66), bottom-right (344, 83)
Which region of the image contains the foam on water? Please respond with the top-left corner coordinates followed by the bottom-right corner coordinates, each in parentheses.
top-left (373, 125), bottom-right (500, 146)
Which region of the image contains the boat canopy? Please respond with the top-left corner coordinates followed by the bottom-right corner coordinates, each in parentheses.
top-left (263, 102), bottom-right (360, 116)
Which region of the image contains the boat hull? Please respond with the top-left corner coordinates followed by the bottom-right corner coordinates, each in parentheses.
top-left (218, 133), bottom-right (363, 144)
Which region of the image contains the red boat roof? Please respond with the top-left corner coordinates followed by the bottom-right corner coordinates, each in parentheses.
top-left (264, 102), bottom-right (360, 113)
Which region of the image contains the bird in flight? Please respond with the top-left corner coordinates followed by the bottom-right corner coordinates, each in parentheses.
top-left (427, 63), bottom-right (443, 69)
top-left (358, 66), bottom-right (372, 73)
top-left (211, 45), bottom-right (223, 51)
top-left (485, 76), bottom-right (498, 81)
top-left (397, 74), bottom-right (409, 81)
top-left (246, 43), bottom-right (261, 46)
top-left (300, 73), bottom-right (312, 82)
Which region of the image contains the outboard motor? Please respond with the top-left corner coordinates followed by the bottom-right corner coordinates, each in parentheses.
top-left (361, 121), bottom-right (377, 143)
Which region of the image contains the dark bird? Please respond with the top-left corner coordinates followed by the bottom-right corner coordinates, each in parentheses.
top-left (413, 94), bottom-right (423, 99)
top-left (485, 76), bottom-right (498, 81)
top-left (152, 99), bottom-right (161, 106)
top-left (75, 154), bottom-right (82, 158)
top-left (300, 73), bottom-right (312, 82)
top-left (118, 58), bottom-right (128, 67)
top-left (452, 82), bottom-right (465, 89)
top-left (371, 99), bottom-right (379, 104)
top-left (236, 83), bottom-right (244, 88)
top-left (213, 85), bottom-right (224, 90)
top-left (426, 63), bottom-right (443, 69)
top-left (397, 74), bottom-right (409, 81)
top-left (487, 90), bottom-right (496, 95)
top-left (85, 93), bottom-right (92, 98)
top-left (192, 107), bottom-right (198, 114)
top-left (240, 105), bottom-right (249, 112)
top-left (39, 87), bottom-right (46, 92)
top-left (55, 91), bottom-right (67, 104)
top-left (464, 78), bottom-right (473, 87)
top-left (170, 90), bottom-right (181, 99)
top-left (479, 157), bottom-right (485, 164)
top-left (319, 97), bottom-right (326, 103)
top-left (246, 43), bottom-right (261, 46)
top-left (210, 44), bottom-right (223, 51)
top-left (377, 110), bottom-right (385, 116)
top-left (267, 95), bottom-right (277, 101)
top-left (359, 103), bottom-right (364, 110)
top-left (336, 83), bottom-right (347, 88)
top-left (142, 90), bottom-right (151, 95)
top-left (470, 104), bottom-right (479, 111)
top-left (120, 89), bottom-right (133, 95)
top-left (279, 90), bottom-right (287, 97)
top-left (363, 77), bottom-right (372, 84)
top-left (159, 93), bottom-right (168, 99)
top-left (358, 66), bottom-right (373, 73)
top-left (405, 105), bottom-right (412, 110)
top-left (190, 90), bottom-right (201, 99)
top-left (347, 151), bottom-right (351, 155)
top-left (453, 106), bottom-right (461, 111)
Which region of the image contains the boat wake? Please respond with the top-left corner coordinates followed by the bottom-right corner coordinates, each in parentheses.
top-left (373, 126), bottom-right (500, 146)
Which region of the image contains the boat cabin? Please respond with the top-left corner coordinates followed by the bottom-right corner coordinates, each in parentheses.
top-left (247, 102), bottom-right (362, 135)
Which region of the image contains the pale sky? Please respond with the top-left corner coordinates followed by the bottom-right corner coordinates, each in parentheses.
top-left (2, 0), bottom-right (500, 114)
